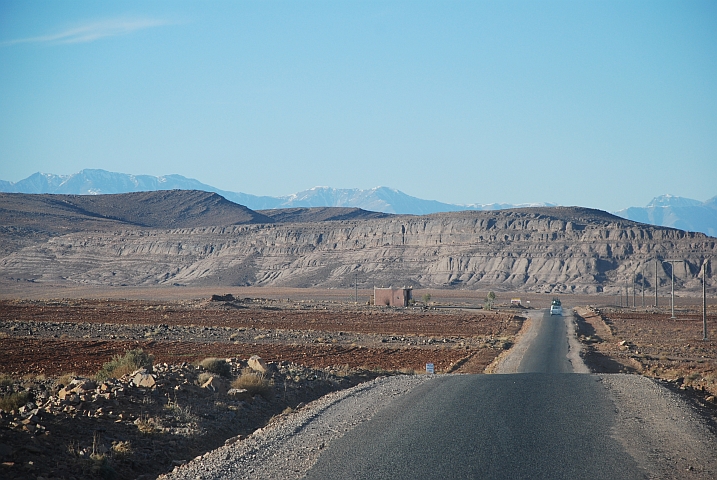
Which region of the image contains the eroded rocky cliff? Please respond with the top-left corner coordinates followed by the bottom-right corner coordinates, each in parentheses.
top-left (1, 195), bottom-right (714, 293)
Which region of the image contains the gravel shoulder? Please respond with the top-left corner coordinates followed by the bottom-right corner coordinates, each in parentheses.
top-left (491, 310), bottom-right (540, 374)
top-left (600, 374), bottom-right (717, 479)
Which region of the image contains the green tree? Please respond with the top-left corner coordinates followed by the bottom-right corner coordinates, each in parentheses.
top-left (422, 293), bottom-right (431, 304)
top-left (484, 291), bottom-right (496, 310)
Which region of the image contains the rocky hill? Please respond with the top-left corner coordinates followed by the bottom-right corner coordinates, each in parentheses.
top-left (1, 192), bottom-right (715, 293)
top-left (257, 207), bottom-right (390, 223)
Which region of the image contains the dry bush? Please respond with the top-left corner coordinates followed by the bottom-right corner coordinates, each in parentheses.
top-left (333, 364), bottom-right (352, 377)
top-left (96, 349), bottom-right (154, 381)
top-left (111, 440), bottom-right (133, 458)
top-left (198, 357), bottom-right (231, 378)
top-left (686, 372), bottom-right (702, 384)
top-left (135, 414), bottom-right (161, 434)
top-left (231, 368), bottom-right (273, 399)
top-left (0, 391), bottom-right (29, 412)
top-left (0, 373), bottom-right (16, 387)
top-left (358, 365), bottom-right (391, 375)
top-left (197, 372), bottom-right (214, 385)
top-left (56, 372), bottom-right (79, 386)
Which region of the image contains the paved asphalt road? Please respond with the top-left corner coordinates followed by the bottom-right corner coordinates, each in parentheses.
top-left (304, 310), bottom-right (647, 479)
top-left (516, 308), bottom-right (572, 373)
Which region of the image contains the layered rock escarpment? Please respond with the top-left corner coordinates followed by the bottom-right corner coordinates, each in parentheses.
top-left (1, 202), bottom-right (714, 293)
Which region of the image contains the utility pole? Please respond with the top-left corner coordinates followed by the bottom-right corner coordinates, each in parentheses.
top-left (654, 259), bottom-right (658, 308)
top-left (633, 272), bottom-right (636, 308)
top-left (641, 264), bottom-right (645, 308)
top-left (355, 271), bottom-right (358, 304)
top-left (703, 258), bottom-right (710, 341)
top-left (671, 260), bottom-right (675, 318)
top-left (666, 259), bottom-right (684, 319)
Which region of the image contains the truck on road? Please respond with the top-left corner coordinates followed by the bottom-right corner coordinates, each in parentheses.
top-left (550, 298), bottom-right (563, 316)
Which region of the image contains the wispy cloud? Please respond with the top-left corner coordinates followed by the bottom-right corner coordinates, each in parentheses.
top-left (1, 17), bottom-right (172, 47)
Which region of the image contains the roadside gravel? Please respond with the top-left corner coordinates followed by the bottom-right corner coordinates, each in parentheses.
top-left (600, 374), bottom-right (717, 479)
top-left (492, 310), bottom-right (540, 374)
top-left (159, 375), bottom-right (436, 480)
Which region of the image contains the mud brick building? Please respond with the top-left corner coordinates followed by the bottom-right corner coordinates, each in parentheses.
top-left (373, 287), bottom-right (413, 307)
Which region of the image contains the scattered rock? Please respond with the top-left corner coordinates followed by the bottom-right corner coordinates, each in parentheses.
top-left (211, 294), bottom-right (235, 302)
top-left (248, 355), bottom-right (268, 374)
top-left (224, 435), bottom-right (244, 446)
top-left (132, 373), bottom-right (156, 388)
top-left (227, 388), bottom-right (251, 401)
top-left (201, 376), bottom-right (228, 395)
top-left (70, 378), bottom-right (96, 392)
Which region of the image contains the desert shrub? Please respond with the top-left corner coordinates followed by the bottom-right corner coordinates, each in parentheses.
top-left (358, 365), bottom-right (391, 375)
top-left (111, 441), bottom-right (132, 459)
top-left (197, 372), bottom-right (214, 385)
top-left (56, 372), bottom-right (79, 387)
top-left (333, 364), bottom-right (352, 377)
top-left (90, 455), bottom-right (118, 479)
top-left (0, 373), bottom-right (16, 387)
top-left (198, 357), bottom-right (231, 378)
top-left (136, 417), bottom-right (159, 434)
top-left (686, 372), bottom-right (701, 384)
top-left (96, 349), bottom-right (154, 381)
top-left (0, 391), bottom-right (30, 412)
top-left (231, 368), bottom-right (273, 399)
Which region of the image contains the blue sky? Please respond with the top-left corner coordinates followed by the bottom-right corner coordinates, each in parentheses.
top-left (1, 1), bottom-right (715, 211)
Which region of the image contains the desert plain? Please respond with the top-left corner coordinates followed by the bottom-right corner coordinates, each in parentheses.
top-left (0, 284), bottom-right (715, 479)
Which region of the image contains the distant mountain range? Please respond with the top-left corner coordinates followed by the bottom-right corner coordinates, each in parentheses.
top-left (1, 169), bottom-right (715, 236)
top-left (614, 194), bottom-right (717, 237)
top-left (0, 169), bottom-right (552, 215)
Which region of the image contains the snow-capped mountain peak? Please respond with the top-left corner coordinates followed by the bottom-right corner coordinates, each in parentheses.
top-left (646, 194), bottom-right (703, 208)
top-left (3, 169), bottom-right (716, 236)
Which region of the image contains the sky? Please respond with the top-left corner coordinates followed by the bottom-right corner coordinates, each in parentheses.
top-left (1, 1), bottom-right (716, 212)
